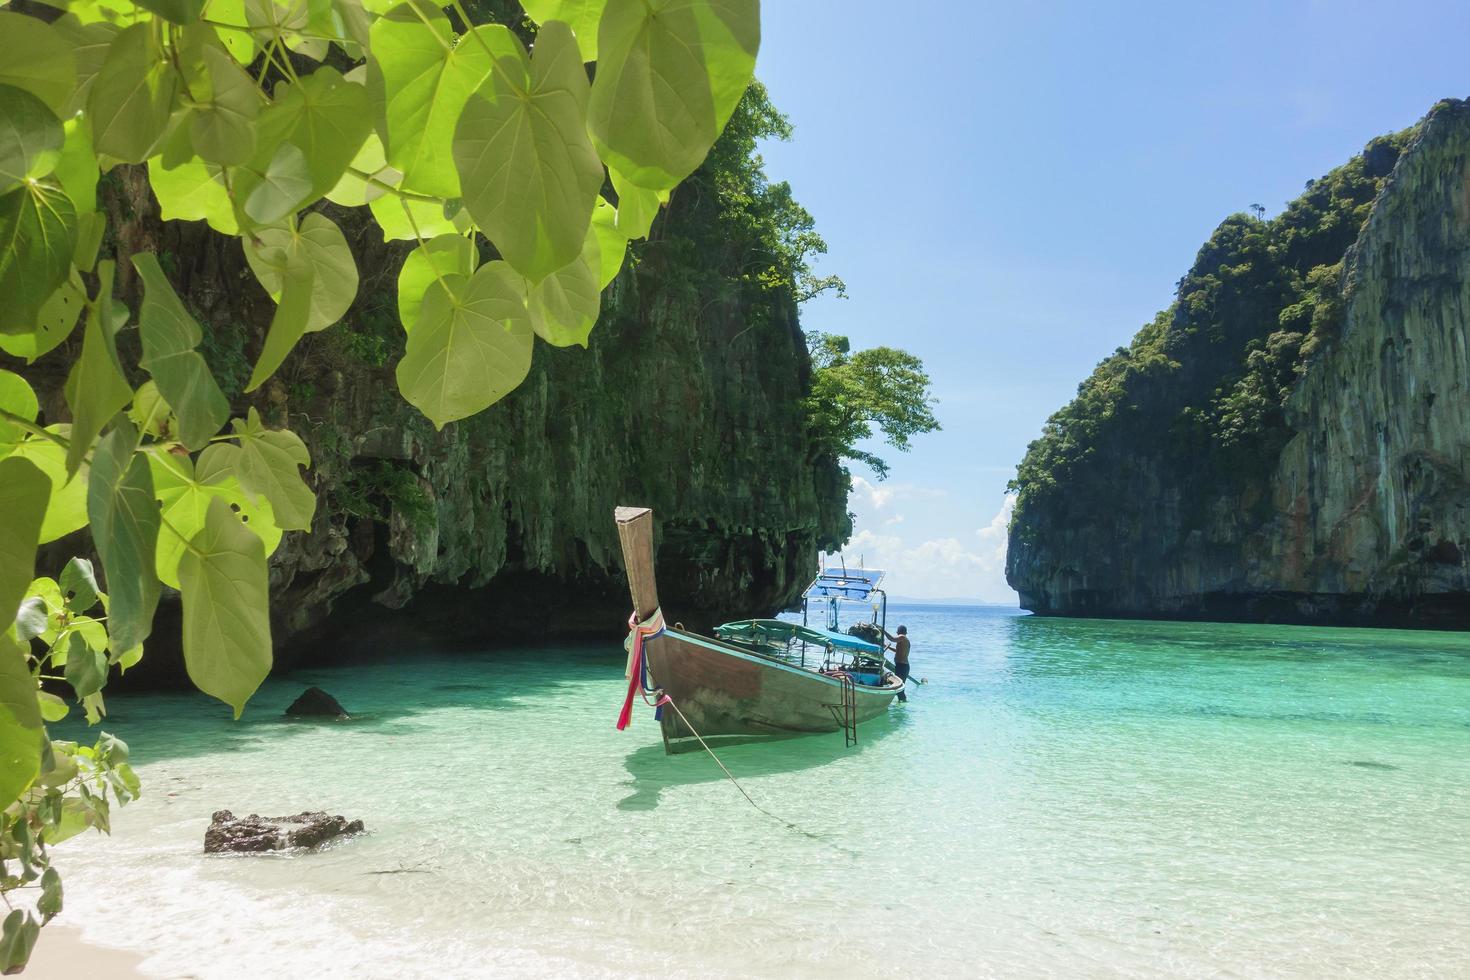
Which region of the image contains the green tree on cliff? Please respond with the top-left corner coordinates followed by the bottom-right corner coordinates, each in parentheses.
top-left (805, 332), bottom-right (940, 479)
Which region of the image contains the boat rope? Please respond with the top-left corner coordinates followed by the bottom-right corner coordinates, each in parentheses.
top-left (657, 692), bottom-right (844, 850)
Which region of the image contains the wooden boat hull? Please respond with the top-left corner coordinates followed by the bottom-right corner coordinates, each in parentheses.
top-left (647, 629), bottom-right (902, 740)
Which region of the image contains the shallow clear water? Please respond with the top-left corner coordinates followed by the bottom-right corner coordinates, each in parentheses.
top-left (51, 606), bottom-right (1470, 978)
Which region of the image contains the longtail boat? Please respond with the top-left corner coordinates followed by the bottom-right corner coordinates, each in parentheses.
top-left (614, 506), bottom-right (904, 753)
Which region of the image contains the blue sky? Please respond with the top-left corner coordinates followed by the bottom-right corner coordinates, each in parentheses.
top-left (751, 0), bottom-right (1470, 602)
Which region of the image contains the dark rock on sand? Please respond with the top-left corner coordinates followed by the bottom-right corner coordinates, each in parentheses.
top-left (205, 810), bottom-right (365, 853)
top-left (285, 687), bottom-right (350, 719)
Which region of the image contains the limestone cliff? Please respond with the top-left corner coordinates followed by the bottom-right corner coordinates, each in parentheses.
top-left (1007, 100), bottom-right (1470, 627)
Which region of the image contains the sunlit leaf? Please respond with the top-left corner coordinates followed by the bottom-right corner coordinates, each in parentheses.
top-left (590, 196), bottom-right (627, 287)
top-left (243, 212), bottom-right (358, 332)
top-left (0, 12), bottom-right (77, 116)
top-left (528, 231), bottom-right (601, 347)
top-left (207, 0), bottom-right (257, 62)
top-left (454, 21), bottom-right (601, 283)
top-left (589, 0), bottom-right (759, 190)
top-left (0, 457), bottom-right (50, 628)
top-left (397, 233), bottom-right (475, 330)
top-left (368, 190), bottom-right (457, 241)
top-left (89, 22), bottom-right (180, 163)
top-left (52, 116), bottom-right (100, 218)
top-left (8, 432), bottom-right (89, 543)
top-left (62, 261), bottom-right (131, 477)
top-left (325, 131), bottom-right (390, 207)
top-left (521, 0), bottom-right (606, 60)
top-left (148, 155), bottom-right (239, 234)
top-left (133, 253), bottom-right (231, 449)
top-left (87, 416), bottom-right (161, 656)
top-left (609, 165), bottom-right (659, 240)
top-left (0, 275), bottom-right (84, 363)
top-left (151, 449), bottom-right (282, 589)
top-left (0, 180), bottom-right (77, 336)
top-left (0, 86), bottom-right (62, 196)
top-left (370, 7), bottom-right (508, 198)
top-left (178, 496), bottom-right (272, 718)
top-left (0, 369), bottom-right (39, 458)
top-left (395, 261), bottom-right (533, 428)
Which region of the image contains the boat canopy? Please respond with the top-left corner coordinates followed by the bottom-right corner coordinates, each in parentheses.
top-left (714, 619), bottom-right (885, 656)
top-left (803, 568), bottom-right (885, 602)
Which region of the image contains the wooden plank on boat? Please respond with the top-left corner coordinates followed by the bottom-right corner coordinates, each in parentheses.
top-left (615, 506), bottom-right (659, 619)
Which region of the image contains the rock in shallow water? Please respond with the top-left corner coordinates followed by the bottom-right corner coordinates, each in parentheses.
top-left (284, 686), bottom-right (350, 719)
top-left (205, 810), bottom-right (365, 853)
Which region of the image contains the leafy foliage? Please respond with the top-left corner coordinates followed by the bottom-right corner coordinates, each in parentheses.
top-left (0, 0), bottom-right (761, 965)
top-left (1010, 129), bottom-right (1410, 524)
top-left (804, 332), bottom-right (939, 480)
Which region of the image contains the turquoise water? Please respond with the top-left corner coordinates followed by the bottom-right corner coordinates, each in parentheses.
top-left (51, 606), bottom-right (1470, 977)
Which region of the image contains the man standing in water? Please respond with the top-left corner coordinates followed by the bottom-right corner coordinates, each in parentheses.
top-left (884, 625), bottom-right (910, 702)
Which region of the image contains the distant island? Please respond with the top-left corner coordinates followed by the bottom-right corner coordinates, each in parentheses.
top-left (1007, 99), bottom-right (1470, 630)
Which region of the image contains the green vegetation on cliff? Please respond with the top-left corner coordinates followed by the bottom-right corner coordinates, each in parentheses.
top-left (1010, 130), bottom-right (1410, 522)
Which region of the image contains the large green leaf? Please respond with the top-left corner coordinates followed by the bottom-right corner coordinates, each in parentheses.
top-left (453, 21), bottom-right (601, 283)
top-left (89, 22), bottom-right (180, 164)
top-left (133, 253), bottom-right (231, 449)
top-left (0, 12), bottom-right (76, 116)
top-left (0, 86), bottom-right (62, 196)
top-left (150, 450), bottom-right (281, 589)
top-left (178, 496), bottom-right (272, 717)
top-left (62, 261), bottom-right (131, 477)
top-left (210, 408), bottom-right (316, 529)
top-left (236, 66), bottom-right (371, 223)
top-left (0, 180), bottom-right (77, 336)
top-left (245, 260), bottom-right (314, 391)
top-left (589, 0), bottom-right (760, 191)
top-left (87, 417), bottom-right (161, 657)
top-left (397, 233), bottom-right (475, 330)
top-left (242, 212), bottom-right (358, 332)
top-left (528, 230), bottom-right (601, 347)
top-left (0, 457), bottom-right (50, 627)
top-left (395, 261), bottom-right (533, 428)
top-left (369, 8), bottom-right (511, 198)
top-left (0, 631), bottom-right (44, 810)
top-left (148, 155), bottom-right (238, 234)
top-left (190, 46), bottom-right (260, 166)
top-left (520, 0), bottom-right (607, 60)
top-left (8, 432), bottom-right (89, 543)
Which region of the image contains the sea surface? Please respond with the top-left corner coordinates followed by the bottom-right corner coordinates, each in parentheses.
top-left (49, 605), bottom-right (1470, 978)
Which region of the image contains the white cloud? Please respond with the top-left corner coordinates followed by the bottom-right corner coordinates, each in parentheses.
top-left (827, 494), bottom-right (1018, 604)
top-left (849, 475), bottom-right (894, 510)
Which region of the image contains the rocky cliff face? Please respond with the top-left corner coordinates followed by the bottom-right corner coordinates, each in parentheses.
top-left (1007, 100), bottom-right (1470, 627)
top-left (21, 128), bottom-right (850, 679)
